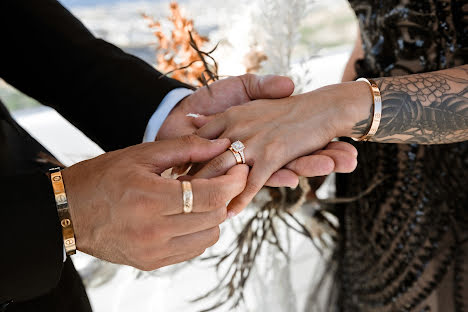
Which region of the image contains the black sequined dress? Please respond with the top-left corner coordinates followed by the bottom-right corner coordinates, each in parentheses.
top-left (334, 0), bottom-right (468, 311)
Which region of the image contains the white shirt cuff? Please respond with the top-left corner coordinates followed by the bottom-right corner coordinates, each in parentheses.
top-left (143, 88), bottom-right (194, 143)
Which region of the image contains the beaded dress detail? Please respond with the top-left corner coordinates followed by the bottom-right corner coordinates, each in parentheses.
top-left (334, 0), bottom-right (468, 311)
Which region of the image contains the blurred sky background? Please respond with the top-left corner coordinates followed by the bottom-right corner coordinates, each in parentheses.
top-left (1, 0), bottom-right (357, 111)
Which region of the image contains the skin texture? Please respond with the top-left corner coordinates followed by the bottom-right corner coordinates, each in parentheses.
top-left (193, 66), bottom-right (468, 216)
top-left (61, 136), bottom-right (248, 271)
top-left (193, 82), bottom-right (365, 216)
top-left (55, 74), bottom-right (358, 273)
top-left (158, 74), bottom-right (359, 188)
top-left (157, 74), bottom-right (296, 141)
top-left (352, 66), bottom-right (468, 143)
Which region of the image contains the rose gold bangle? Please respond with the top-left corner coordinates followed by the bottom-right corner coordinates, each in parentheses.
top-left (49, 168), bottom-right (76, 256)
top-left (352, 78), bottom-right (382, 142)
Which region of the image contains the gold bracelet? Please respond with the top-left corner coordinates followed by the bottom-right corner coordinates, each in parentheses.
top-left (352, 78), bottom-right (382, 142)
top-left (49, 167), bottom-right (76, 256)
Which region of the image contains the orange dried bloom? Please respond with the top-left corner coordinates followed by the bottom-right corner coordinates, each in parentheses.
top-left (143, 2), bottom-right (215, 86)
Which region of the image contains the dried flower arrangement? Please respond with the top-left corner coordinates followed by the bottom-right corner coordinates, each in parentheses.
top-left (142, 2), bottom-right (219, 87)
top-left (246, 0), bottom-right (317, 94)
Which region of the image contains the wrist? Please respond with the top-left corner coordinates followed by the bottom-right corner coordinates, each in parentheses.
top-left (333, 81), bottom-right (374, 138)
top-left (60, 165), bottom-right (85, 251)
top-left (156, 95), bottom-right (194, 141)
top-left (149, 88), bottom-right (195, 142)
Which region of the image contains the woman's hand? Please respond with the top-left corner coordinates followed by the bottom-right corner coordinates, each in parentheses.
top-left (157, 74), bottom-right (295, 141)
top-left (193, 81), bottom-right (373, 216)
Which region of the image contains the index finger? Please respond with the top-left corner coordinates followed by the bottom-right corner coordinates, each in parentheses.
top-left (227, 162), bottom-right (276, 217)
top-left (193, 150), bottom-right (238, 180)
top-left (163, 164), bottom-right (249, 215)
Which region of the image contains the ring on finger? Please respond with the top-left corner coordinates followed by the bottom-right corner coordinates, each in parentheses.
top-left (229, 140), bottom-right (246, 164)
top-left (181, 181), bottom-right (193, 213)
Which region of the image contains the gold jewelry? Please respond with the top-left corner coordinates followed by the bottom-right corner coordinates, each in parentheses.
top-left (181, 181), bottom-right (193, 213)
top-left (231, 150), bottom-right (242, 164)
top-left (352, 78), bottom-right (382, 142)
top-left (229, 140), bottom-right (246, 164)
top-left (49, 168), bottom-right (76, 256)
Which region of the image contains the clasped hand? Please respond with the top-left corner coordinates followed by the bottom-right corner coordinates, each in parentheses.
top-left (191, 80), bottom-right (362, 216)
top-left (63, 74), bottom-right (358, 272)
top-left (160, 74), bottom-right (358, 216)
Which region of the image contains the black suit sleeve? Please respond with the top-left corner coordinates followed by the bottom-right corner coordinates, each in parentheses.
top-left (0, 116), bottom-right (65, 304)
top-left (0, 0), bottom-right (191, 151)
top-left (0, 172), bottom-right (64, 304)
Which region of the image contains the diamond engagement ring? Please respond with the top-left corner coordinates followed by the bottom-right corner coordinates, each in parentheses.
top-left (229, 140), bottom-right (246, 164)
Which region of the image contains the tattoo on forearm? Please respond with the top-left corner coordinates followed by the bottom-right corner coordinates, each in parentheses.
top-left (352, 65), bottom-right (468, 144)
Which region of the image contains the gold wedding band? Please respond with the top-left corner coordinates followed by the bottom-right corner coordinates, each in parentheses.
top-left (229, 140), bottom-right (246, 164)
top-left (181, 181), bottom-right (193, 213)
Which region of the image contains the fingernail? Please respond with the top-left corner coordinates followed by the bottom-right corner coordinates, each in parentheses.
top-left (227, 211), bottom-right (237, 219)
top-left (289, 181), bottom-right (299, 189)
top-left (186, 113), bottom-right (201, 118)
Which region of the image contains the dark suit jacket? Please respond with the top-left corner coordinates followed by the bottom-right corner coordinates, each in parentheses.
top-left (0, 0), bottom-right (188, 305)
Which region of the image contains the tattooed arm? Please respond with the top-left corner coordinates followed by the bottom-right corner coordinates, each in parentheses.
top-left (190, 66), bottom-right (467, 213)
top-left (351, 65), bottom-right (468, 144)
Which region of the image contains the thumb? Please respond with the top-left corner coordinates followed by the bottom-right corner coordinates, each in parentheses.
top-left (142, 135), bottom-right (231, 173)
top-left (240, 74), bottom-right (295, 100)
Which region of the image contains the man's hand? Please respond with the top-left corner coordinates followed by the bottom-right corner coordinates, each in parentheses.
top-left (61, 136), bottom-right (248, 271)
top-left (156, 74), bottom-right (295, 141)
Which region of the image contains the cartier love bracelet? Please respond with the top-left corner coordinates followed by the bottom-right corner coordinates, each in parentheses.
top-left (49, 167), bottom-right (76, 256)
top-left (352, 78), bottom-right (382, 142)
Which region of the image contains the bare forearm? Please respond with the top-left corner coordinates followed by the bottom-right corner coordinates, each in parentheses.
top-left (350, 65), bottom-right (468, 144)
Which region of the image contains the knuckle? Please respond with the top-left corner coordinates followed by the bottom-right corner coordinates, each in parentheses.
top-left (133, 248), bottom-right (158, 267)
top-left (287, 159), bottom-right (300, 173)
top-left (224, 106), bottom-right (240, 120)
top-left (135, 260), bottom-right (158, 272)
top-left (232, 173), bottom-right (248, 191)
top-left (241, 73), bottom-right (255, 81)
top-left (125, 226), bottom-right (142, 242)
top-left (207, 185), bottom-right (225, 209)
top-left (214, 206), bottom-right (228, 224)
top-left (263, 141), bottom-right (283, 160)
top-left (131, 200), bottom-right (152, 218)
top-left (294, 158), bottom-right (310, 175)
top-left (209, 156), bottom-right (228, 175)
top-left (244, 182), bottom-right (260, 196)
top-left (218, 181), bottom-right (239, 201)
top-left (135, 264), bottom-right (151, 271)
top-left (127, 225), bottom-right (161, 246)
top-left (208, 227), bottom-right (220, 246)
top-left (224, 107), bottom-right (234, 119)
top-left (240, 73), bottom-right (256, 94)
top-left (180, 134), bottom-right (199, 147)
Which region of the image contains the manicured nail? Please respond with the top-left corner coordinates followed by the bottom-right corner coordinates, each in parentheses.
top-left (186, 113), bottom-right (201, 118)
top-left (289, 181), bottom-right (299, 189)
top-left (227, 211), bottom-right (237, 219)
